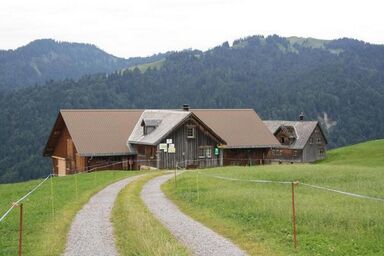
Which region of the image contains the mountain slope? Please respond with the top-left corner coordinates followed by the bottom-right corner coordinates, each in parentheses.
top-left (0, 35), bottom-right (383, 183)
top-left (0, 39), bottom-right (166, 90)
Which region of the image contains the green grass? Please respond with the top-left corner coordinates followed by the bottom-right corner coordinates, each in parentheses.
top-left (319, 139), bottom-right (384, 167)
top-left (112, 172), bottom-right (189, 255)
top-left (129, 59), bottom-right (165, 72)
top-left (163, 140), bottom-right (384, 255)
top-left (0, 170), bottom-right (140, 255)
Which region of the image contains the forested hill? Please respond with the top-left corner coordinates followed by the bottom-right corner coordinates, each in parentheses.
top-left (0, 39), bottom-right (166, 90)
top-left (1, 35), bottom-right (383, 183)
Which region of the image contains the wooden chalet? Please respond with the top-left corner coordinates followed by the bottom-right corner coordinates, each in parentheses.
top-left (44, 105), bottom-right (279, 176)
top-left (263, 120), bottom-right (327, 163)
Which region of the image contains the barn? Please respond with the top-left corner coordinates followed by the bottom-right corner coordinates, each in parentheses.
top-left (43, 106), bottom-right (279, 176)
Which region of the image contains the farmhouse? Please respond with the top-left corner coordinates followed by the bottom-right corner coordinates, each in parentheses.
top-left (44, 106), bottom-right (279, 176)
top-left (263, 120), bottom-right (327, 163)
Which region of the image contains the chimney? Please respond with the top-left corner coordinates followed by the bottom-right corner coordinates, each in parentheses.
top-left (299, 112), bottom-right (304, 121)
top-left (182, 104), bottom-right (189, 111)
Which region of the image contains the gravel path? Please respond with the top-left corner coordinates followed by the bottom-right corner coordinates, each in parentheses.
top-left (64, 174), bottom-right (143, 256)
top-left (141, 173), bottom-right (247, 256)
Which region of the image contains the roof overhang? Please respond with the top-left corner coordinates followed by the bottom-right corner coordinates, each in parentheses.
top-left (220, 144), bottom-right (280, 149)
top-left (79, 152), bottom-right (136, 157)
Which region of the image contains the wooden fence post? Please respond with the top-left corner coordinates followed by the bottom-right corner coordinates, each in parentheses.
top-left (174, 162), bottom-right (177, 187)
top-left (291, 181), bottom-right (299, 249)
top-left (196, 170), bottom-right (199, 201)
top-left (18, 203), bottom-right (23, 256)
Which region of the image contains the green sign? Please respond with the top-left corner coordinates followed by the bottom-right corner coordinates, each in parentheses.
top-left (214, 147), bottom-right (219, 156)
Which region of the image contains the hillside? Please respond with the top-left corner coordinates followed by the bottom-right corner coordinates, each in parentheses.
top-left (0, 39), bottom-right (166, 90)
top-left (0, 171), bottom-right (140, 255)
top-left (320, 139), bottom-right (384, 167)
top-left (0, 35), bottom-right (384, 183)
top-left (164, 140), bottom-right (384, 255)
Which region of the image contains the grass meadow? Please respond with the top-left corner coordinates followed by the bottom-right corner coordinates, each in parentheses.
top-left (163, 140), bottom-right (384, 255)
top-left (112, 172), bottom-right (189, 255)
top-left (0, 170), bottom-right (140, 255)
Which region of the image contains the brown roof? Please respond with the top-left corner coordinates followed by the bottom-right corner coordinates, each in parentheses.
top-left (192, 109), bottom-right (280, 148)
top-left (44, 110), bottom-right (143, 156)
top-left (44, 108), bottom-right (279, 157)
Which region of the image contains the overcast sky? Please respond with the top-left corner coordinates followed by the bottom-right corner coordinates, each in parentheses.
top-left (0, 0), bottom-right (383, 58)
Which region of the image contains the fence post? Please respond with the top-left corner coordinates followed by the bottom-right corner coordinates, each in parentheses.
top-left (291, 181), bottom-right (299, 249)
top-left (75, 172), bottom-right (78, 200)
top-left (18, 203), bottom-right (23, 256)
top-left (50, 174), bottom-right (55, 223)
top-left (196, 170), bottom-right (199, 201)
top-left (174, 162), bottom-right (177, 187)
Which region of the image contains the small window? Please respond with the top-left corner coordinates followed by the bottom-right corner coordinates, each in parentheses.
top-left (205, 147), bottom-right (212, 158)
top-left (317, 137), bottom-right (322, 144)
top-left (319, 148), bottom-right (325, 156)
top-left (198, 147), bottom-right (205, 158)
top-left (144, 126), bottom-right (155, 135)
top-left (293, 150), bottom-right (297, 157)
top-left (281, 137), bottom-right (285, 144)
top-left (187, 126), bottom-right (195, 138)
top-left (309, 137), bottom-right (313, 144)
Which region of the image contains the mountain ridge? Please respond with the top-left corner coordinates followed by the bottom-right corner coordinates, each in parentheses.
top-left (0, 38), bottom-right (167, 91)
top-left (0, 35), bottom-right (383, 183)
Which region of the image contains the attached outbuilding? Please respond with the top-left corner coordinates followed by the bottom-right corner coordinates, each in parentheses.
top-left (263, 120), bottom-right (328, 163)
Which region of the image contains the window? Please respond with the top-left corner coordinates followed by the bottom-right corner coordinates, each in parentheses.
top-left (281, 137), bottom-right (285, 144)
top-left (143, 126), bottom-right (155, 135)
top-left (293, 150), bottom-right (297, 157)
top-left (319, 148), bottom-right (325, 156)
top-left (309, 137), bottom-right (313, 144)
top-left (205, 147), bottom-right (212, 158)
top-left (198, 147), bottom-right (205, 158)
top-left (187, 126), bottom-right (195, 138)
top-left (317, 137), bottom-right (322, 144)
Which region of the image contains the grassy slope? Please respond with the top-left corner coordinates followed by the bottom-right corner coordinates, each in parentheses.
top-left (129, 59), bottom-right (165, 72)
top-left (319, 139), bottom-right (384, 167)
top-left (112, 172), bottom-right (189, 255)
top-left (0, 171), bottom-right (139, 255)
top-left (163, 139), bottom-right (384, 255)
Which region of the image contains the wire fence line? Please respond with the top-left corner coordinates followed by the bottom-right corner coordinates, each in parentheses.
top-left (0, 159), bottom-right (142, 224)
top-left (0, 173), bottom-right (54, 223)
top-left (195, 172), bottom-right (384, 203)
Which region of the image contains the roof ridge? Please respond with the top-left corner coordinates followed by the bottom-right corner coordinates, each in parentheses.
top-left (61, 109), bottom-right (144, 112)
top-left (192, 109), bottom-right (255, 111)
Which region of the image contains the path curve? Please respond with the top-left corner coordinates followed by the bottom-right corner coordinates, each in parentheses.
top-left (141, 173), bottom-right (247, 256)
top-left (64, 174), bottom-right (143, 256)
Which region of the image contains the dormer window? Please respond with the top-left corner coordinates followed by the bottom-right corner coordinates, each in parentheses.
top-left (144, 126), bottom-right (155, 135)
top-left (141, 118), bottom-right (162, 135)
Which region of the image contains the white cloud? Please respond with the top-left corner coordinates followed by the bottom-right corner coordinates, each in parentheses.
top-left (0, 0), bottom-right (383, 57)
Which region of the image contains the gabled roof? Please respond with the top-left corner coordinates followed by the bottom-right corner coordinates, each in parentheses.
top-left (44, 110), bottom-right (144, 156)
top-left (192, 109), bottom-right (280, 148)
top-left (263, 120), bottom-right (327, 149)
top-left (128, 110), bottom-right (190, 145)
top-left (128, 110), bottom-right (226, 146)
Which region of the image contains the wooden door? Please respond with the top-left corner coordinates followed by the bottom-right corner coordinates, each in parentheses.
top-left (57, 158), bottom-right (66, 176)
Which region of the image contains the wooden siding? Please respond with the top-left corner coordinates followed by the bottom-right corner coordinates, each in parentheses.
top-left (137, 117), bottom-right (221, 169)
top-left (302, 126), bottom-right (327, 162)
top-left (51, 124), bottom-right (88, 175)
top-left (268, 148), bottom-right (303, 163)
top-left (223, 148), bottom-right (269, 166)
